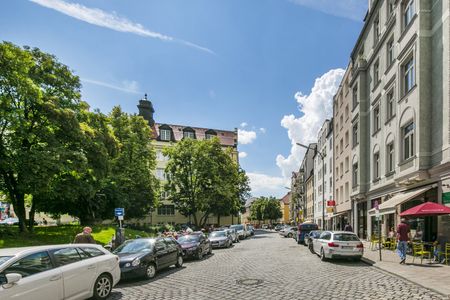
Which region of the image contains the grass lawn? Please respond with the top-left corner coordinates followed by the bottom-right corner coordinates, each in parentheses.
top-left (0, 225), bottom-right (154, 248)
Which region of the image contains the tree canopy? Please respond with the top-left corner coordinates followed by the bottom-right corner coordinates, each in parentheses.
top-left (249, 196), bottom-right (282, 223)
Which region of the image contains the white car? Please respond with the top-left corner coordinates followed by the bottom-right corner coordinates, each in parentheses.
top-left (312, 231), bottom-right (364, 261)
top-left (0, 244), bottom-right (120, 300)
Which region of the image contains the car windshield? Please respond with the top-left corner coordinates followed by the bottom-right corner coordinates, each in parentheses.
top-left (113, 239), bottom-right (154, 254)
top-left (230, 225), bottom-right (243, 231)
top-left (210, 231), bottom-right (226, 237)
top-left (177, 235), bottom-right (200, 243)
top-left (0, 256), bottom-right (12, 266)
top-left (333, 234), bottom-right (360, 241)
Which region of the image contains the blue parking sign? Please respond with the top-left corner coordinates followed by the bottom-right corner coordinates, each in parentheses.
top-left (115, 208), bottom-right (124, 217)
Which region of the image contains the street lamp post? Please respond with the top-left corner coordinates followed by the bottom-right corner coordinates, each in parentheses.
top-left (297, 143), bottom-right (325, 230)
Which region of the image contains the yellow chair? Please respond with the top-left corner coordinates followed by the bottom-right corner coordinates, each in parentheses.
top-left (370, 234), bottom-right (381, 250)
top-left (412, 243), bottom-right (431, 264)
top-left (443, 243), bottom-right (450, 265)
top-left (383, 237), bottom-right (396, 250)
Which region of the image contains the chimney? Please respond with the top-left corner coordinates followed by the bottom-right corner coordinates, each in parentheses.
top-left (137, 94), bottom-right (155, 127)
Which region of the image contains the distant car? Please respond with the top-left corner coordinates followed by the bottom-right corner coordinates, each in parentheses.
top-left (113, 237), bottom-right (183, 280)
top-left (247, 225), bottom-right (255, 236)
top-left (225, 228), bottom-right (240, 243)
top-left (280, 226), bottom-right (297, 238)
top-left (297, 223), bottom-right (319, 244)
top-left (209, 231), bottom-right (233, 248)
top-left (229, 224), bottom-right (248, 240)
top-left (274, 224), bottom-right (286, 231)
top-left (312, 231), bottom-right (364, 261)
top-left (261, 224), bottom-right (269, 230)
top-left (177, 234), bottom-right (212, 260)
top-left (0, 218), bottom-right (19, 226)
top-left (0, 244), bottom-right (120, 300)
top-left (304, 230), bottom-right (323, 252)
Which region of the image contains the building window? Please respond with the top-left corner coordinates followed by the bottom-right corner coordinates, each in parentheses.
top-left (352, 162), bottom-right (358, 187)
top-left (373, 60), bottom-right (380, 85)
top-left (387, 38), bottom-right (394, 67)
top-left (183, 130), bottom-right (195, 139)
top-left (345, 183), bottom-right (349, 202)
top-left (404, 0), bottom-right (415, 28)
top-left (160, 129), bottom-right (171, 141)
top-left (373, 152), bottom-right (380, 180)
top-left (352, 123), bottom-right (358, 147)
top-left (403, 122), bottom-right (414, 160)
top-left (340, 115), bottom-right (343, 129)
top-left (373, 105), bottom-right (380, 133)
top-left (387, 0), bottom-right (395, 16)
top-left (329, 158), bottom-right (332, 174)
top-left (387, 143), bottom-right (395, 173)
top-left (403, 56), bottom-right (415, 94)
top-left (386, 89), bottom-right (395, 119)
top-left (352, 85), bottom-right (358, 109)
top-left (336, 144), bottom-right (339, 156)
top-left (340, 139), bottom-right (343, 153)
top-left (345, 131), bottom-right (349, 147)
top-left (157, 205), bottom-right (175, 215)
top-left (340, 162), bottom-right (344, 177)
top-left (373, 14), bottom-right (380, 43)
top-left (345, 156), bottom-right (349, 172)
top-left (345, 105), bottom-right (349, 120)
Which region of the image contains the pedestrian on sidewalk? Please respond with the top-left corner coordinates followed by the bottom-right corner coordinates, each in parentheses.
top-left (396, 218), bottom-right (410, 264)
top-left (343, 223), bottom-right (353, 232)
top-left (73, 226), bottom-right (96, 244)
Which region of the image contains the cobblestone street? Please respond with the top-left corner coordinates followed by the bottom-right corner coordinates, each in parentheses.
top-left (109, 231), bottom-right (446, 300)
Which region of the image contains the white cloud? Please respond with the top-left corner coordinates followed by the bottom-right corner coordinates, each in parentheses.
top-left (276, 68), bottom-right (345, 178)
top-left (81, 78), bottom-right (141, 94)
top-left (30, 0), bottom-right (214, 54)
top-left (239, 152), bottom-right (248, 159)
top-left (247, 172), bottom-right (288, 198)
top-left (240, 122), bottom-right (248, 128)
top-left (259, 128), bottom-right (266, 134)
top-left (289, 0), bottom-right (367, 21)
top-left (238, 129), bottom-right (257, 145)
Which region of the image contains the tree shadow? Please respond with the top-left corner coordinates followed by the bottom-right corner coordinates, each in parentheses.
top-left (117, 265), bottom-right (184, 287)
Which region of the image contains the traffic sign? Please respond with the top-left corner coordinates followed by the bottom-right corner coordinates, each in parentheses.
top-left (115, 208), bottom-right (125, 217)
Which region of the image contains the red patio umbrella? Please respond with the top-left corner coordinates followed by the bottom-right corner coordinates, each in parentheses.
top-left (400, 201), bottom-right (450, 217)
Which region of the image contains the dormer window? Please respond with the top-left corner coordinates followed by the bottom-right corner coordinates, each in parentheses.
top-left (160, 128), bottom-right (171, 141)
top-left (205, 129), bottom-right (217, 140)
top-left (183, 128), bottom-right (196, 139)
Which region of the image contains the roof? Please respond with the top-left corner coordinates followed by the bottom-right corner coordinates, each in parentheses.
top-left (245, 197), bottom-right (258, 208)
top-left (154, 123), bottom-right (237, 147)
top-left (280, 192), bottom-right (291, 205)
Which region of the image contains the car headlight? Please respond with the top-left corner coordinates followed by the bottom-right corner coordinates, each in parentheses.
top-left (132, 258), bottom-right (141, 267)
top-left (125, 262), bottom-right (131, 267)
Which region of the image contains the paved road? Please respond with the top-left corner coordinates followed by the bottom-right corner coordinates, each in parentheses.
top-left (109, 230), bottom-right (446, 300)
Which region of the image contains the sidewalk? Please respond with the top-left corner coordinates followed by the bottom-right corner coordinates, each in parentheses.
top-left (361, 241), bottom-right (450, 297)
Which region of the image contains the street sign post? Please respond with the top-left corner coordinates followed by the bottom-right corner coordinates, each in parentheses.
top-left (374, 201), bottom-right (382, 261)
top-left (115, 208), bottom-right (125, 228)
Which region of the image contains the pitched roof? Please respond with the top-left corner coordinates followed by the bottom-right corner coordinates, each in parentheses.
top-left (280, 192), bottom-right (291, 205)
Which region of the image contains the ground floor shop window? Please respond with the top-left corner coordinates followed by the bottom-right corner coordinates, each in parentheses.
top-left (357, 202), bottom-right (367, 239)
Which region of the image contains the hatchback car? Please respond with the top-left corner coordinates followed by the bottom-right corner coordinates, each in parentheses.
top-left (229, 224), bottom-right (248, 240)
top-left (225, 228), bottom-right (240, 243)
top-left (312, 231), bottom-right (364, 261)
top-left (0, 244), bottom-right (120, 300)
top-left (113, 237), bottom-right (183, 280)
top-left (209, 231), bottom-right (233, 248)
top-left (297, 223), bottom-right (319, 244)
top-left (280, 226), bottom-right (297, 238)
top-left (177, 234), bottom-right (212, 260)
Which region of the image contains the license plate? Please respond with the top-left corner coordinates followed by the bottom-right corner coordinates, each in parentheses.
top-left (342, 246), bottom-right (353, 249)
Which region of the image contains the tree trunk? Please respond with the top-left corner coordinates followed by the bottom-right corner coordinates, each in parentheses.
top-left (15, 193), bottom-right (27, 233)
top-left (1, 170), bottom-right (27, 233)
top-left (217, 214), bottom-right (221, 226)
top-left (28, 200), bottom-right (36, 232)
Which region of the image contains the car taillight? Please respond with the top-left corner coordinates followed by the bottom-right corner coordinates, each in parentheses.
top-left (357, 243), bottom-right (364, 249)
top-left (328, 242), bottom-right (339, 247)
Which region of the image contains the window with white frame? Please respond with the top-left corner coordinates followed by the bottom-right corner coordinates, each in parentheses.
top-left (352, 85), bottom-right (358, 109)
top-left (157, 205), bottom-right (175, 216)
top-left (403, 122), bottom-right (414, 160)
top-left (352, 162), bottom-right (358, 187)
top-left (404, 0), bottom-right (415, 28)
top-left (403, 56), bottom-right (415, 94)
top-left (352, 122), bottom-right (358, 147)
top-left (340, 162), bottom-right (344, 177)
top-left (387, 142), bottom-right (395, 173)
top-left (386, 89), bottom-right (395, 119)
top-left (160, 128), bottom-right (171, 141)
top-left (373, 152), bottom-right (380, 180)
top-left (345, 105), bottom-right (349, 120)
top-left (373, 105), bottom-right (380, 132)
top-left (387, 38), bottom-right (394, 67)
top-left (387, 0), bottom-right (395, 17)
top-left (340, 139), bottom-right (343, 153)
top-left (345, 156), bottom-right (349, 172)
top-left (345, 131), bottom-right (349, 147)
top-left (374, 14), bottom-right (380, 43)
top-left (373, 60), bottom-right (380, 85)
top-left (183, 130), bottom-right (195, 139)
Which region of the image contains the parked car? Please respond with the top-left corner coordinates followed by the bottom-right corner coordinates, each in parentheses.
top-left (177, 234), bottom-right (212, 260)
top-left (280, 226), bottom-right (297, 238)
top-left (312, 231), bottom-right (364, 261)
top-left (209, 231), bottom-right (233, 248)
top-left (304, 230), bottom-right (323, 252)
top-left (229, 224), bottom-right (248, 240)
top-left (0, 244), bottom-right (120, 300)
top-left (0, 218), bottom-right (19, 225)
top-left (297, 223), bottom-right (319, 244)
top-left (113, 237), bottom-right (183, 280)
top-left (225, 228), bottom-right (240, 243)
top-left (261, 224), bottom-right (269, 230)
top-left (247, 225), bottom-right (255, 236)
top-left (274, 224), bottom-right (286, 231)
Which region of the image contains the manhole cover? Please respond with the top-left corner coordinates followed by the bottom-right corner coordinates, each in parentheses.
top-left (236, 279), bottom-right (264, 286)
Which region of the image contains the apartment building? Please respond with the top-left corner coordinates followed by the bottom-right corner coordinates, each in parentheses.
top-left (303, 144), bottom-right (317, 222)
top-left (290, 171), bottom-right (302, 222)
top-left (279, 192), bottom-right (291, 224)
top-left (350, 0), bottom-right (450, 240)
top-left (313, 119), bottom-right (334, 229)
top-left (137, 95), bottom-right (240, 226)
top-left (332, 66), bottom-right (354, 231)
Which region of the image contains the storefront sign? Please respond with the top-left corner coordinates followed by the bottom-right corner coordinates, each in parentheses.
top-left (327, 200), bottom-right (336, 207)
top-left (443, 192), bottom-right (450, 204)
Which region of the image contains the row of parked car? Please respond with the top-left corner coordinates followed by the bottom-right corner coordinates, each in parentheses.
top-left (0, 224), bottom-right (255, 300)
top-left (278, 224), bottom-right (364, 261)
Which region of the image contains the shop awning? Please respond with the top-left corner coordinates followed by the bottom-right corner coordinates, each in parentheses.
top-left (331, 211), bottom-right (350, 218)
top-left (368, 185), bottom-right (434, 216)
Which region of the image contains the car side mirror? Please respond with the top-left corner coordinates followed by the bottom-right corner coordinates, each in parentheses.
top-left (3, 273), bottom-right (22, 289)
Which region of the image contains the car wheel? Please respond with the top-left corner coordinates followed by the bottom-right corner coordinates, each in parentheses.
top-left (288, 233), bottom-right (292, 238)
top-left (197, 250), bottom-right (203, 260)
top-left (93, 274), bottom-right (112, 300)
top-left (176, 255), bottom-right (184, 268)
top-left (309, 244), bottom-right (315, 254)
top-left (320, 248), bottom-right (327, 261)
top-left (145, 263), bottom-right (157, 279)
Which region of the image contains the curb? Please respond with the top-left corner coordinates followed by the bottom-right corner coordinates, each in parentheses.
top-left (361, 257), bottom-right (449, 298)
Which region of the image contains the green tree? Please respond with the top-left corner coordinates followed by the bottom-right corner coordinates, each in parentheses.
top-left (0, 42), bottom-right (83, 232)
top-left (249, 196), bottom-right (282, 224)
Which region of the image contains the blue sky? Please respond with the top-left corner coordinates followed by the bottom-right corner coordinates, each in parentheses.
top-left (0, 0), bottom-right (367, 198)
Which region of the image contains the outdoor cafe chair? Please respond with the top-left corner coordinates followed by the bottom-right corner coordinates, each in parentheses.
top-left (412, 242), bottom-right (431, 264)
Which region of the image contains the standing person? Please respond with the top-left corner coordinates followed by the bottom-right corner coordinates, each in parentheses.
top-left (344, 223), bottom-right (353, 232)
top-left (73, 226), bottom-right (96, 244)
top-left (396, 218), bottom-right (410, 264)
